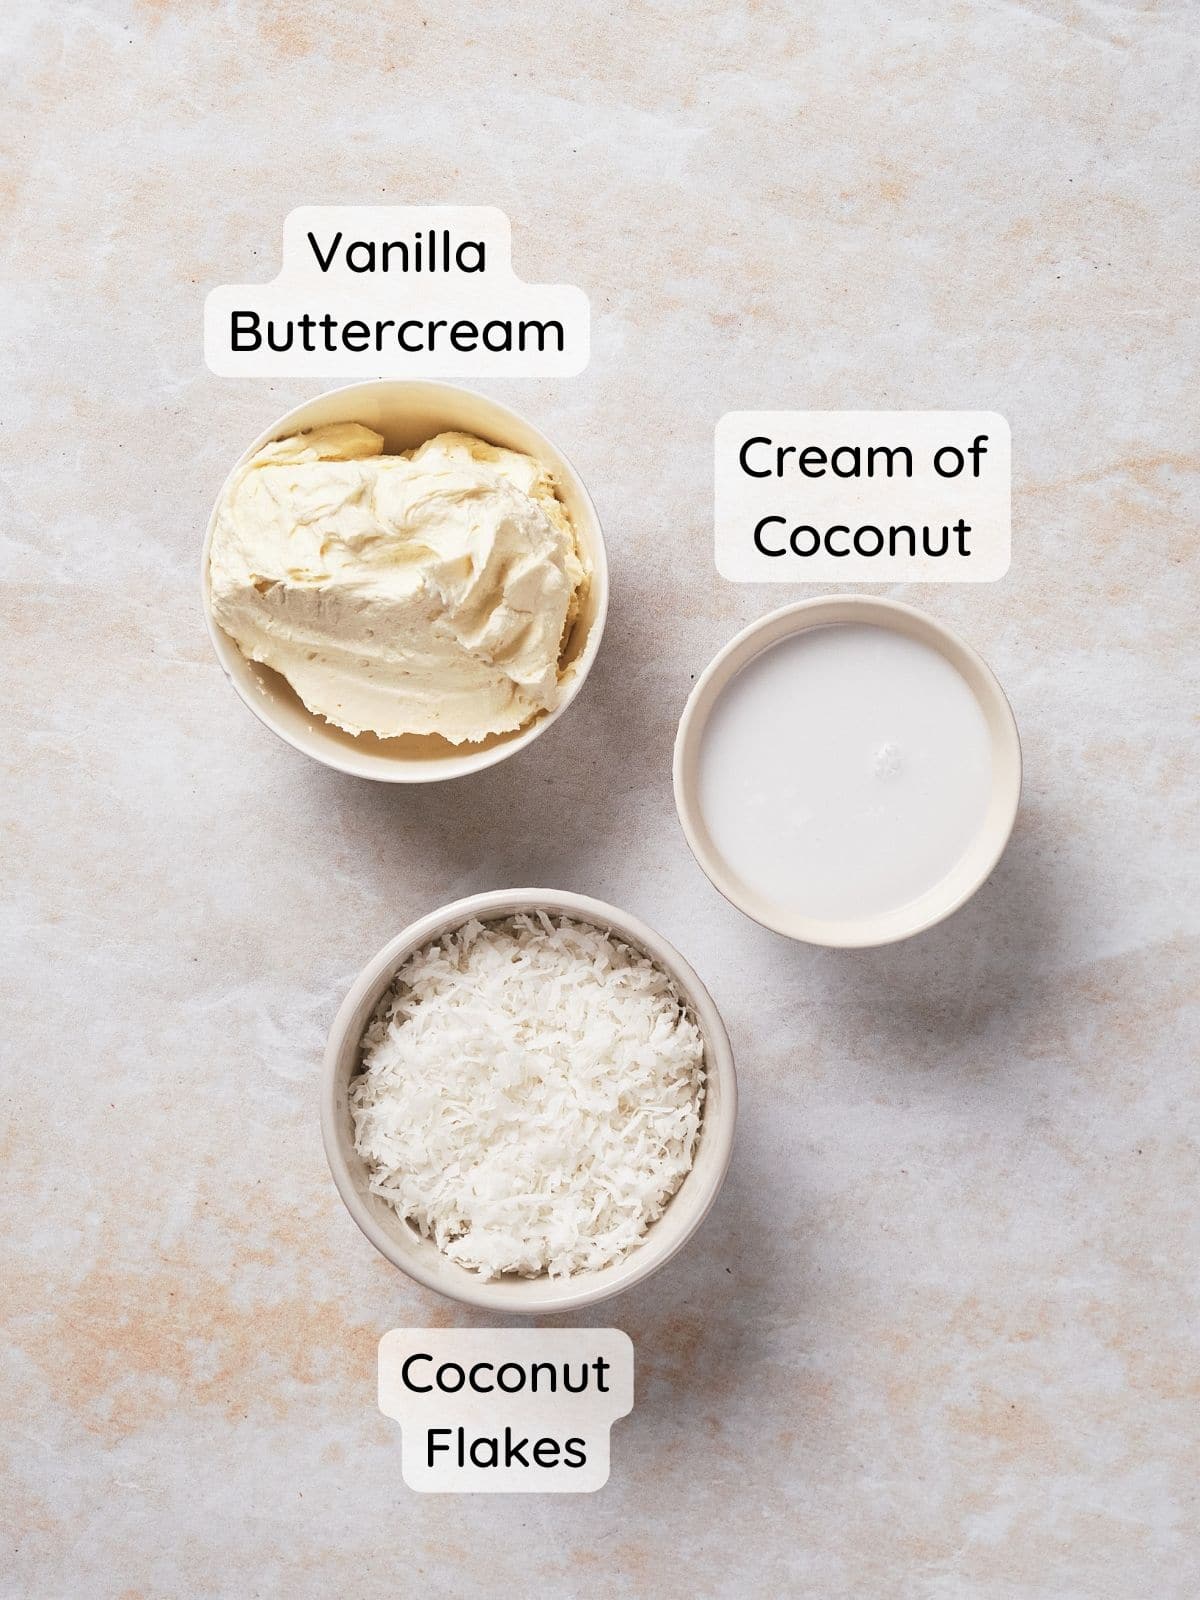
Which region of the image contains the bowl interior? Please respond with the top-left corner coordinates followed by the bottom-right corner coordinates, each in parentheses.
top-left (674, 597), bottom-right (1022, 947)
top-left (322, 891), bottom-right (736, 1314)
top-left (203, 381), bottom-right (607, 782)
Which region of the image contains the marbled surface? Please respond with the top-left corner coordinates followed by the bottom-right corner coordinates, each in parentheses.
top-left (3, 2), bottom-right (1198, 1596)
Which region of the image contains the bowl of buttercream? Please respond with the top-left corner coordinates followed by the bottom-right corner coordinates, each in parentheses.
top-left (201, 380), bottom-right (607, 781)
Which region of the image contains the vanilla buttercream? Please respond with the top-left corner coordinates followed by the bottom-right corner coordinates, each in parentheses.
top-left (208, 424), bottom-right (587, 743)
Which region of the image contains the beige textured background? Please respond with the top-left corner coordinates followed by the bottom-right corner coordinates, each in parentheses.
top-left (3, 2), bottom-right (1198, 1596)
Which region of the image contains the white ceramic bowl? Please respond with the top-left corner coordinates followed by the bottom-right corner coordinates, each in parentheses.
top-left (674, 596), bottom-right (1022, 948)
top-left (201, 380), bottom-right (608, 782)
top-left (321, 889), bottom-right (737, 1314)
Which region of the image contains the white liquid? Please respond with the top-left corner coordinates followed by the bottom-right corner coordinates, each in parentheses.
top-left (696, 624), bottom-right (993, 923)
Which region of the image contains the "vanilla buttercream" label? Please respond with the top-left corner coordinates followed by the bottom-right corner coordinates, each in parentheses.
top-left (205, 206), bottom-right (589, 377)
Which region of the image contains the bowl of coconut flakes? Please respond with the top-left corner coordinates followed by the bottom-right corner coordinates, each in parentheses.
top-left (321, 889), bottom-right (737, 1313)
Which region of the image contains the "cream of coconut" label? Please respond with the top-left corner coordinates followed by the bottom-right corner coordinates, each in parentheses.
top-left (378, 1329), bottom-right (634, 1493)
top-left (716, 410), bottom-right (1011, 582)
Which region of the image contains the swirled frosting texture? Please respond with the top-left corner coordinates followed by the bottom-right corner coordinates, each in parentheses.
top-left (208, 424), bottom-right (586, 743)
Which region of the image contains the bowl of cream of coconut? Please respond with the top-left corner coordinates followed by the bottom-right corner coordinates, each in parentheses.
top-left (673, 596), bottom-right (1021, 947)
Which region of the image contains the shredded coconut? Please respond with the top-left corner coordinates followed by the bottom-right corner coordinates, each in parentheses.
top-left (350, 913), bottom-right (706, 1279)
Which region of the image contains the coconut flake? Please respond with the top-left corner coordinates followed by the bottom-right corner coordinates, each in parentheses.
top-left (350, 914), bottom-right (706, 1279)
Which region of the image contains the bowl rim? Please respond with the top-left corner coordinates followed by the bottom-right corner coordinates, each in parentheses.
top-left (673, 595), bottom-right (1022, 948)
top-left (320, 888), bottom-right (738, 1314)
top-left (200, 379), bottom-right (609, 783)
